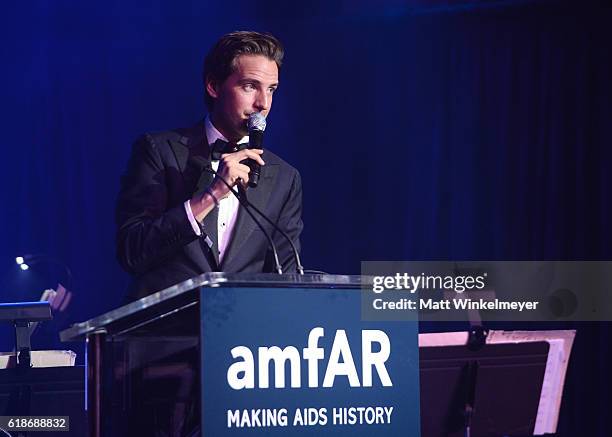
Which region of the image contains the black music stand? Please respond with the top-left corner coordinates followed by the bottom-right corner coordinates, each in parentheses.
top-left (420, 341), bottom-right (550, 437)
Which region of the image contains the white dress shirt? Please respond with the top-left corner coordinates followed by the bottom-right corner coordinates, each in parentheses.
top-left (184, 116), bottom-right (248, 263)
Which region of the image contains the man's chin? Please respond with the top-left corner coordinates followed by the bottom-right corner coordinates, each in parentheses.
top-left (236, 124), bottom-right (249, 137)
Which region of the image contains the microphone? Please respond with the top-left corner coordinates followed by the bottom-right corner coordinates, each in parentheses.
top-left (246, 112), bottom-right (266, 187)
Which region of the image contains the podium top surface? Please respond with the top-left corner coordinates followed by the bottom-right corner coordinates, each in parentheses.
top-left (60, 273), bottom-right (362, 341)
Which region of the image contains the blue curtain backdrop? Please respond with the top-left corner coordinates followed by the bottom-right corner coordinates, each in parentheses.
top-left (0, 0), bottom-right (610, 435)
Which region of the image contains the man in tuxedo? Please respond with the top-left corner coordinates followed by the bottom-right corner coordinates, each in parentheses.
top-left (116, 31), bottom-right (303, 300)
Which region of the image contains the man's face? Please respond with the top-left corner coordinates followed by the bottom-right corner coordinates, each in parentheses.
top-left (207, 54), bottom-right (279, 141)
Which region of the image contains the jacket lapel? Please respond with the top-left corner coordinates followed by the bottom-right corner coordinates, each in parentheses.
top-left (221, 162), bottom-right (279, 269)
top-left (168, 122), bottom-right (220, 270)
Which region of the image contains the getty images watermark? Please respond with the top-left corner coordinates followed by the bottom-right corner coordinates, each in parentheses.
top-left (361, 261), bottom-right (612, 322)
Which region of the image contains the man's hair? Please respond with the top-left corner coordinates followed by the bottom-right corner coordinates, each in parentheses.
top-left (203, 31), bottom-right (284, 110)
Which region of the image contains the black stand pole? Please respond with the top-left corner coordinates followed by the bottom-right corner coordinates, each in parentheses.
top-left (14, 321), bottom-right (33, 369)
top-left (87, 329), bottom-right (107, 437)
top-left (463, 360), bottom-right (478, 437)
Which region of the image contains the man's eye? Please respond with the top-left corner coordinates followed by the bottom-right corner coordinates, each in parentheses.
top-left (269, 87), bottom-right (277, 94)
top-left (243, 83), bottom-right (255, 91)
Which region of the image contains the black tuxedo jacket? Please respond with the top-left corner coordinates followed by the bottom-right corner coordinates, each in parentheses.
top-left (116, 121), bottom-right (303, 300)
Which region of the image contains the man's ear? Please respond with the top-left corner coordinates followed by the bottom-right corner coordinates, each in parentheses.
top-left (206, 78), bottom-right (219, 99)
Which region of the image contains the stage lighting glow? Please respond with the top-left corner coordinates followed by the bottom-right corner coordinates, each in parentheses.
top-left (15, 256), bottom-right (24, 265)
top-left (20, 263), bottom-right (29, 271)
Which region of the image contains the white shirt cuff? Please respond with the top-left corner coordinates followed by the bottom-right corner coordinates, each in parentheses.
top-left (184, 200), bottom-right (201, 236)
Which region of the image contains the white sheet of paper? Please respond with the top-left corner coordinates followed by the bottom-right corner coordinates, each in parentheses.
top-left (487, 330), bottom-right (575, 434)
top-left (0, 350), bottom-right (76, 368)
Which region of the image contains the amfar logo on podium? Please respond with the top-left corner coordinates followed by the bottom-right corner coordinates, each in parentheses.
top-left (227, 327), bottom-right (393, 390)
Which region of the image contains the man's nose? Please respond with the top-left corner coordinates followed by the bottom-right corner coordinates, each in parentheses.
top-left (254, 92), bottom-right (270, 111)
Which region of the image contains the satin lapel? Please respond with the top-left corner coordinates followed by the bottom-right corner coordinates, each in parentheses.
top-left (201, 202), bottom-right (219, 267)
top-left (168, 122), bottom-right (219, 270)
top-left (221, 163), bottom-right (279, 269)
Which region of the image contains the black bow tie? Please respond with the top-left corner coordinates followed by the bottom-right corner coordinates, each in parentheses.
top-left (210, 139), bottom-right (247, 160)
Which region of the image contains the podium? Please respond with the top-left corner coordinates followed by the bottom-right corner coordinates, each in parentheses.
top-left (60, 273), bottom-right (421, 437)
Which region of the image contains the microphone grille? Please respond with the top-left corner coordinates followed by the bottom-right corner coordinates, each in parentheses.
top-left (248, 112), bottom-right (267, 132)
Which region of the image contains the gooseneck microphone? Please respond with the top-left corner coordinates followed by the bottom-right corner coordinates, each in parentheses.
top-left (246, 112), bottom-right (266, 187)
top-left (236, 185), bottom-right (305, 275)
top-left (202, 167), bottom-right (282, 274)
top-left (204, 167), bottom-right (305, 274)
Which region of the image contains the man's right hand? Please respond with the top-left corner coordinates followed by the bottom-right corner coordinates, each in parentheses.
top-left (189, 148), bottom-right (265, 222)
top-left (214, 148), bottom-right (265, 198)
